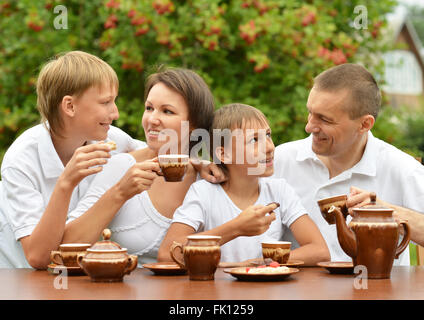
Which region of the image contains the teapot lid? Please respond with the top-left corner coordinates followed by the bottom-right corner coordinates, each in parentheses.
top-left (89, 229), bottom-right (123, 251)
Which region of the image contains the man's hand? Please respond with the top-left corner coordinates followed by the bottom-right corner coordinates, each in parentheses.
top-left (346, 186), bottom-right (372, 213)
top-left (347, 186), bottom-right (391, 216)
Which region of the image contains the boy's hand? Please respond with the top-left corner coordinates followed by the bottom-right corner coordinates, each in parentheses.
top-left (235, 203), bottom-right (277, 237)
top-left (114, 158), bottom-right (161, 200)
top-left (190, 159), bottom-right (227, 184)
top-left (59, 142), bottom-right (113, 190)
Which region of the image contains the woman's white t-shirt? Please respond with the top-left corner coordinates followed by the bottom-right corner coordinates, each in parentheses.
top-left (69, 153), bottom-right (171, 267)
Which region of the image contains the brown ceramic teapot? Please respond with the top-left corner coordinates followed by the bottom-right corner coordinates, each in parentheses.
top-left (329, 192), bottom-right (410, 279)
top-left (77, 229), bottom-right (138, 282)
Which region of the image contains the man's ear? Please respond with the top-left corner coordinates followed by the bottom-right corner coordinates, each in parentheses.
top-left (61, 95), bottom-right (75, 118)
top-left (359, 114), bottom-right (375, 133)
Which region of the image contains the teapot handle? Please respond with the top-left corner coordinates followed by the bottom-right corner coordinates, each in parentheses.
top-left (124, 255), bottom-right (138, 275)
top-left (170, 241), bottom-right (186, 269)
top-left (395, 220), bottom-right (411, 259)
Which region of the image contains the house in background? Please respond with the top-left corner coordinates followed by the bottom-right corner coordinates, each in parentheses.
top-left (383, 8), bottom-right (424, 109)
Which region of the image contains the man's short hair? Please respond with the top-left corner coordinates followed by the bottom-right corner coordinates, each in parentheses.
top-left (36, 51), bottom-right (119, 136)
top-left (313, 63), bottom-right (382, 119)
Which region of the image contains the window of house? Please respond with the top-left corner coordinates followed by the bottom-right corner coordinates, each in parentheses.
top-left (383, 49), bottom-right (423, 95)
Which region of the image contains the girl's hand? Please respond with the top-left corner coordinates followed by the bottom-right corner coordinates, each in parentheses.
top-left (235, 203), bottom-right (278, 237)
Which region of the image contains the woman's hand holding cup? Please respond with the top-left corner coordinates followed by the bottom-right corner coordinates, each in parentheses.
top-left (115, 158), bottom-right (161, 200)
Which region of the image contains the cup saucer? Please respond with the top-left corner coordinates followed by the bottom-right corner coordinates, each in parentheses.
top-left (280, 260), bottom-right (304, 267)
top-left (47, 263), bottom-right (86, 276)
top-left (317, 261), bottom-right (354, 274)
top-left (142, 262), bottom-right (187, 276)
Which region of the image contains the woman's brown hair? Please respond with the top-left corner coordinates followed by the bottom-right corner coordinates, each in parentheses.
top-left (144, 67), bottom-right (215, 152)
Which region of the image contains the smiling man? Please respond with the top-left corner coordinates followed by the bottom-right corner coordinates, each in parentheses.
top-left (273, 63), bottom-right (424, 265)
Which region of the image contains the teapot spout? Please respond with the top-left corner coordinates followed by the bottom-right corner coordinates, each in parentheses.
top-left (329, 206), bottom-right (357, 259)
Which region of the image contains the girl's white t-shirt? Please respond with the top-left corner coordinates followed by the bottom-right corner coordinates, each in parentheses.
top-left (172, 178), bottom-right (307, 263)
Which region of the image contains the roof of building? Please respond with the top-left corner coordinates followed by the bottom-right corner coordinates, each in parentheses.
top-left (387, 5), bottom-right (424, 68)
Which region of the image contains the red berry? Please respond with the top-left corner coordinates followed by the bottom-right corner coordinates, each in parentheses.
top-left (104, 20), bottom-right (116, 29)
top-left (135, 26), bottom-right (149, 36)
top-left (106, 0), bottom-right (119, 9)
top-left (128, 9), bottom-right (136, 18)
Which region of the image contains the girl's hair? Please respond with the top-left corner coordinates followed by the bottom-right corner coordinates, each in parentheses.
top-left (144, 67), bottom-right (215, 152)
top-left (210, 103), bottom-right (269, 173)
top-left (36, 51), bottom-right (119, 137)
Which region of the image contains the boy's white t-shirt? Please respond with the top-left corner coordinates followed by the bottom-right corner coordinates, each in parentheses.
top-left (0, 124), bottom-right (146, 268)
top-left (172, 178), bottom-right (307, 263)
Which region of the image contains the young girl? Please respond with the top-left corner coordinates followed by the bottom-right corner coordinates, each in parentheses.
top-left (61, 67), bottom-right (215, 266)
top-left (0, 51), bottom-right (146, 269)
top-left (158, 103), bottom-right (329, 265)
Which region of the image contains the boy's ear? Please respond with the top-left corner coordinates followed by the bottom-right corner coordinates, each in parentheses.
top-left (214, 146), bottom-right (226, 164)
top-left (61, 95), bottom-right (75, 117)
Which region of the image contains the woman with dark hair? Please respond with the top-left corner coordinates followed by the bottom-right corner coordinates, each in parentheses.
top-left (62, 67), bottom-right (215, 265)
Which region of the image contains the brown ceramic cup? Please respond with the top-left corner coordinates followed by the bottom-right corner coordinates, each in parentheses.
top-left (50, 243), bottom-right (91, 268)
top-left (158, 155), bottom-right (189, 182)
top-left (317, 195), bottom-right (349, 225)
top-left (262, 241), bottom-right (291, 264)
top-left (170, 235), bottom-right (221, 280)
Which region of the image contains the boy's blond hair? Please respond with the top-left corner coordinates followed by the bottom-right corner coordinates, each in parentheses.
top-left (211, 103), bottom-right (269, 172)
top-left (36, 51), bottom-right (119, 136)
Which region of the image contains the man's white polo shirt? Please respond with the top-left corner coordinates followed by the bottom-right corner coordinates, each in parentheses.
top-left (273, 131), bottom-right (424, 265)
top-left (0, 124), bottom-right (146, 267)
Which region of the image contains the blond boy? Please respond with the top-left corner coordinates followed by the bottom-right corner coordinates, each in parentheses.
top-left (0, 51), bottom-right (146, 268)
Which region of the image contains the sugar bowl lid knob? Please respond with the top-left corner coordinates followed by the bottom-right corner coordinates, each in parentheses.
top-left (103, 229), bottom-right (112, 241)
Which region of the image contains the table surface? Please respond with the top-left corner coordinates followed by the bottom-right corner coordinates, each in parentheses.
top-left (1, 265), bottom-right (424, 300)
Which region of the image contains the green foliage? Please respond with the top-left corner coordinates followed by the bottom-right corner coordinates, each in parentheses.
top-left (0, 0), bottom-right (399, 165)
top-left (374, 103), bottom-right (424, 159)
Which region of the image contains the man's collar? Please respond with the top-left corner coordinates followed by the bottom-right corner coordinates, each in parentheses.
top-left (296, 135), bottom-right (319, 161)
top-left (350, 131), bottom-right (377, 177)
top-left (296, 132), bottom-right (377, 177)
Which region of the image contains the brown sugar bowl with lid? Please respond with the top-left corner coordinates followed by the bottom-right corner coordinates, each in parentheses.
top-left (77, 229), bottom-right (138, 282)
